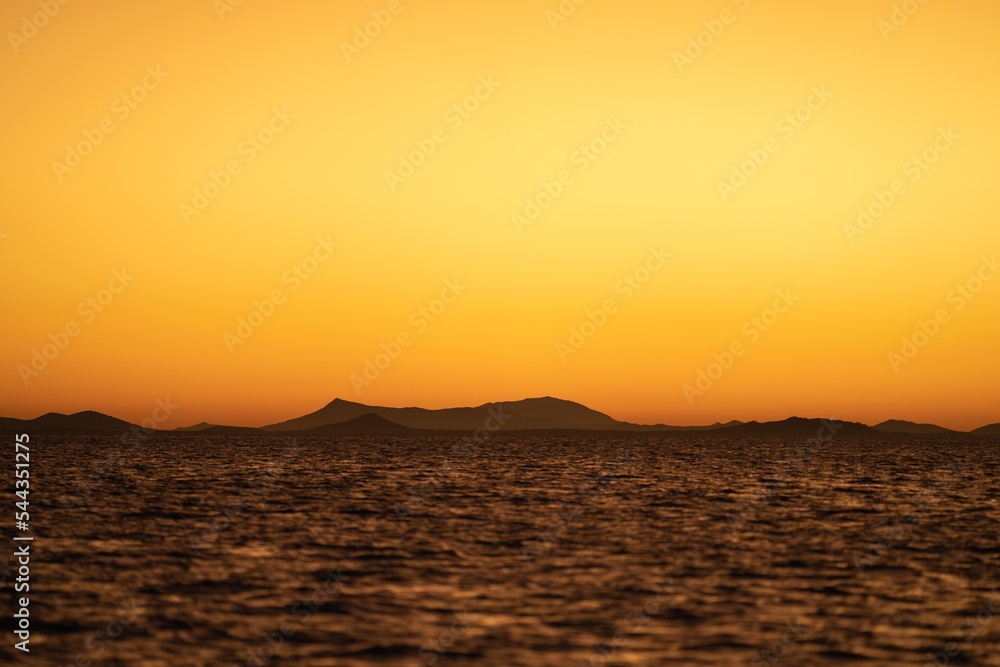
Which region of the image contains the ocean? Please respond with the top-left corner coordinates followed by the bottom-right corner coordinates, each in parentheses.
top-left (4, 435), bottom-right (999, 666)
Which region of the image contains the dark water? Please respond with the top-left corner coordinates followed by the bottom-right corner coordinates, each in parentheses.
top-left (3, 435), bottom-right (999, 666)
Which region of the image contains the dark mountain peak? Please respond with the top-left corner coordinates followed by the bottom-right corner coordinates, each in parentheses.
top-left (352, 413), bottom-right (391, 422)
top-left (324, 398), bottom-right (364, 408)
top-left (175, 422), bottom-right (214, 432)
top-left (306, 413), bottom-right (422, 435)
top-left (518, 396), bottom-right (569, 403)
top-left (506, 396), bottom-right (596, 410)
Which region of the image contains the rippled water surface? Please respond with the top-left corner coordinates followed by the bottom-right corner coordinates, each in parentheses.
top-left (3, 435), bottom-right (1000, 666)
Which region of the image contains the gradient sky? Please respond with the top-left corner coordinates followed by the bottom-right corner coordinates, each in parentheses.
top-left (1, 0), bottom-right (998, 430)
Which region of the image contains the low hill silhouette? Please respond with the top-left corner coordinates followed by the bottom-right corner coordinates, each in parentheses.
top-left (175, 422), bottom-right (214, 432)
top-left (0, 411), bottom-right (134, 434)
top-left (304, 414), bottom-right (427, 436)
top-left (179, 425), bottom-right (268, 436)
top-left (708, 417), bottom-right (876, 439)
top-left (173, 422), bottom-right (263, 435)
top-left (874, 420), bottom-right (957, 435)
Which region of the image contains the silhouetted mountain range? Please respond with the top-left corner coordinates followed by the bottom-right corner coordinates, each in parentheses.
top-left (0, 398), bottom-right (997, 438)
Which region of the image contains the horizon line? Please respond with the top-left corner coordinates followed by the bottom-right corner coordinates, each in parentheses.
top-left (3, 395), bottom-right (997, 434)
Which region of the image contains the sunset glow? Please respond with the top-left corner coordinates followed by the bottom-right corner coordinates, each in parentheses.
top-left (2, 0), bottom-right (998, 429)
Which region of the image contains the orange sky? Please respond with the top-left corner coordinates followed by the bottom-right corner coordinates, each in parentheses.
top-left (1, 0), bottom-right (998, 430)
